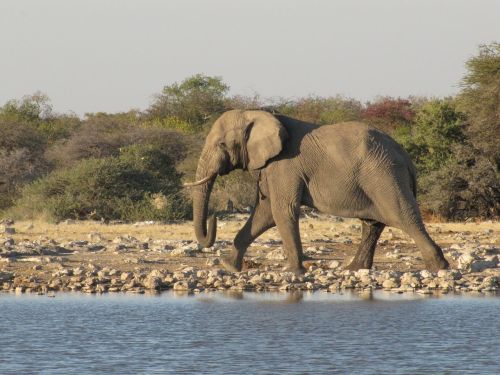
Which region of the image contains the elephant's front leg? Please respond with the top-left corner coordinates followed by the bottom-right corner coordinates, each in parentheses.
top-left (270, 198), bottom-right (306, 274)
top-left (221, 196), bottom-right (275, 272)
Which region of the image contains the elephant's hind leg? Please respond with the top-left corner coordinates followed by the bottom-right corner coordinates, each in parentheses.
top-left (345, 220), bottom-right (385, 271)
top-left (404, 223), bottom-right (449, 272)
top-left (378, 188), bottom-right (449, 272)
top-left (221, 196), bottom-right (275, 272)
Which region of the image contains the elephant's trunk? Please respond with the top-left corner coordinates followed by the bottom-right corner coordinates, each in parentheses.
top-left (192, 165), bottom-right (217, 248)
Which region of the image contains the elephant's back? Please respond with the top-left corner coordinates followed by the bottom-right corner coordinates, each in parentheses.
top-left (311, 121), bottom-right (412, 167)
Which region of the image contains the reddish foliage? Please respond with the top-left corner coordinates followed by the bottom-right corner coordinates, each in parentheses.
top-left (362, 98), bottom-right (415, 133)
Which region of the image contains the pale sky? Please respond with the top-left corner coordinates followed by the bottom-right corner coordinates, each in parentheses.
top-left (0, 0), bottom-right (499, 116)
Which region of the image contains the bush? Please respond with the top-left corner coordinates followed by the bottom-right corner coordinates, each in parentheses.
top-left (11, 146), bottom-right (191, 221)
top-left (46, 113), bottom-right (188, 167)
top-left (275, 96), bottom-right (362, 125)
top-left (394, 99), bottom-right (465, 174)
top-left (419, 144), bottom-right (500, 220)
top-left (362, 97), bottom-right (414, 134)
top-left (0, 119), bottom-right (48, 210)
top-left (458, 42), bottom-right (500, 168)
top-left (147, 74), bottom-right (229, 130)
top-left (208, 170), bottom-right (257, 212)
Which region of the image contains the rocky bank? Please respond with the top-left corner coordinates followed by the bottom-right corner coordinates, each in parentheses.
top-left (1, 215), bottom-right (499, 295)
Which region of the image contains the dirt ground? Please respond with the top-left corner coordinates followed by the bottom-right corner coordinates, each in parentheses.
top-left (2, 215), bottom-right (499, 284)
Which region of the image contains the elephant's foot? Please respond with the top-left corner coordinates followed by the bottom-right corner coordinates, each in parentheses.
top-left (345, 259), bottom-right (372, 271)
top-left (425, 257), bottom-right (450, 273)
top-left (220, 255), bottom-right (242, 273)
top-left (283, 264), bottom-right (306, 275)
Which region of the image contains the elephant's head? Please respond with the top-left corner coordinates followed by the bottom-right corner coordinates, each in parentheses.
top-left (185, 110), bottom-right (288, 248)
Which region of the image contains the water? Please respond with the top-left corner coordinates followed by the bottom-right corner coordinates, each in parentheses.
top-left (0, 291), bottom-right (499, 375)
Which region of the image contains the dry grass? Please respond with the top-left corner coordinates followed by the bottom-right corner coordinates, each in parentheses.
top-left (9, 216), bottom-right (500, 244)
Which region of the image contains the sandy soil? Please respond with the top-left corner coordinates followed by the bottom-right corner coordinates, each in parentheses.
top-left (2, 215), bottom-right (499, 285)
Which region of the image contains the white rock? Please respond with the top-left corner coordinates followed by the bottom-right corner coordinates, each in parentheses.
top-left (355, 269), bottom-right (371, 277)
top-left (328, 260), bottom-right (340, 269)
top-left (420, 270), bottom-right (433, 279)
top-left (266, 248), bottom-right (286, 260)
top-left (470, 256), bottom-right (498, 273)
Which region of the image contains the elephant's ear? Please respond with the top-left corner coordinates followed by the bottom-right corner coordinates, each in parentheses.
top-left (244, 112), bottom-right (288, 170)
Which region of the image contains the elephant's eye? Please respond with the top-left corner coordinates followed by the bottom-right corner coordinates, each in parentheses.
top-left (218, 142), bottom-right (227, 149)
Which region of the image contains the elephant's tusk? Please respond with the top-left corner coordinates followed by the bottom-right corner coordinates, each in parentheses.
top-left (183, 175), bottom-right (214, 188)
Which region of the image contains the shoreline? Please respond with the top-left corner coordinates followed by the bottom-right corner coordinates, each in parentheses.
top-left (1, 215), bottom-right (499, 296)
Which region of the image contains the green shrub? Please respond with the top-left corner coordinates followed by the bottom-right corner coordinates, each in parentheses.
top-left (458, 42), bottom-right (500, 168)
top-left (418, 144), bottom-right (500, 220)
top-left (11, 146), bottom-right (191, 221)
top-left (147, 74), bottom-right (229, 130)
top-left (393, 99), bottom-right (465, 174)
top-left (0, 119), bottom-right (49, 210)
top-left (275, 96), bottom-right (362, 125)
top-left (209, 170), bottom-right (256, 212)
top-left (46, 115), bottom-right (188, 167)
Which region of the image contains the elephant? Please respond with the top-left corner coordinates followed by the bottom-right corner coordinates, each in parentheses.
top-left (185, 110), bottom-right (450, 274)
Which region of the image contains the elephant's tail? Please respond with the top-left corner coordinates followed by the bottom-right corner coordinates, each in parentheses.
top-left (408, 164), bottom-right (418, 199)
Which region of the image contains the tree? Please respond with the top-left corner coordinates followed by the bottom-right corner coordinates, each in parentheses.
top-left (458, 42), bottom-right (500, 169)
top-left (275, 96), bottom-right (362, 124)
top-left (147, 74), bottom-right (229, 130)
top-left (394, 99), bottom-right (465, 174)
top-left (0, 92), bottom-right (53, 124)
top-left (362, 97), bottom-right (415, 134)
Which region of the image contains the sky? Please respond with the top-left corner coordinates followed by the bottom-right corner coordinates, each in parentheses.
top-left (0, 0), bottom-right (499, 116)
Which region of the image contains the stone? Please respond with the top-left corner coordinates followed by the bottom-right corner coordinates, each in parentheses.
top-left (88, 232), bottom-right (105, 242)
top-left (173, 281), bottom-right (194, 291)
top-left (420, 270), bottom-right (433, 279)
top-left (328, 260), bottom-right (341, 269)
top-left (3, 238), bottom-right (14, 247)
top-left (144, 276), bottom-right (162, 290)
top-left (266, 248), bottom-right (286, 260)
top-left (355, 269), bottom-right (371, 277)
top-left (2, 227), bottom-right (15, 235)
top-left (120, 272), bottom-right (133, 281)
top-left (382, 279), bottom-right (398, 289)
top-left (206, 257), bottom-right (220, 267)
top-left (149, 269), bottom-right (165, 278)
top-left (170, 246), bottom-right (197, 257)
top-left (470, 256), bottom-right (498, 272)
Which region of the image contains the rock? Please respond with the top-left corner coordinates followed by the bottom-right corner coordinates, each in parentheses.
top-left (206, 258), bottom-right (220, 267)
top-left (2, 227), bottom-right (15, 235)
top-left (88, 232), bottom-right (105, 242)
top-left (3, 238), bottom-right (15, 247)
top-left (173, 281), bottom-right (194, 291)
top-left (437, 269), bottom-right (450, 278)
top-left (87, 244), bottom-right (106, 252)
top-left (458, 252), bottom-right (498, 272)
top-left (120, 272), bottom-right (133, 281)
top-left (355, 269), bottom-right (370, 277)
top-left (328, 260), bottom-right (341, 269)
top-left (266, 248), bottom-right (286, 260)
top-left (420, 270), bottom-right (433, 279)
top-left (0, 272), bottom-right (14, 282)
top-left (144, 276), bottom-right (162, 290)
top-left (457, 253), bottom-right (476, 270)
top-left (149, 270), bottom-right (165, 278)
top-left (470, 256), bottom-right (498, 272)
top-left (382, 279), bottom-right (398, 289)
top-left (170, 246), bottom-right (198, 257)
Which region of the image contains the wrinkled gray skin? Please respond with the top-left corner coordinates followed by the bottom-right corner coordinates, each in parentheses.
top-left (191, 110), bottom-right (449, 274)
